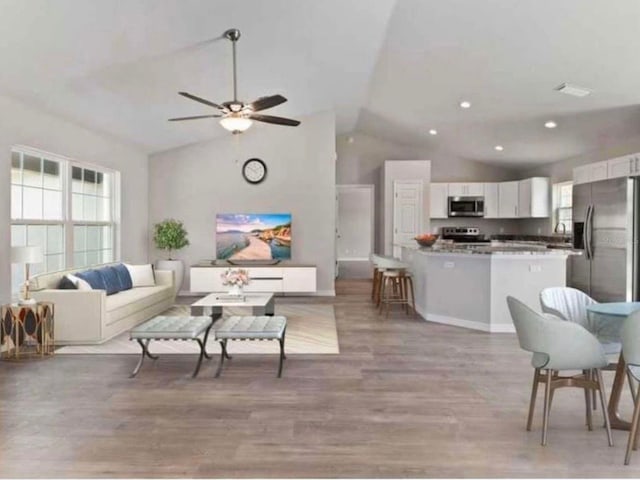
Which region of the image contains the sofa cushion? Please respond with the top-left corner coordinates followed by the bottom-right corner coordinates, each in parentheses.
top-left (105, 285), bottom-right (173, 326)
top-left (75, 270), bottom-right (106, 290)
top-left (57, 275), bottom-right (78, 290)
top-left (112, 264), bottom-right (132, 291)
top-left (96, 267), bottom-right (121, 296)
top-left (125, 264), bottom-right (155, 287)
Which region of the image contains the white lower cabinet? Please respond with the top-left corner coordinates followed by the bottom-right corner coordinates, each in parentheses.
top-left (190, 266), bottom-right (317, 293)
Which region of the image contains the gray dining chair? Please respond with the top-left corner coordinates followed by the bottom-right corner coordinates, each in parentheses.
top-left (621, 310), bottom-right (640, 464)
top-left (507, 296), bottom-right (613, 446)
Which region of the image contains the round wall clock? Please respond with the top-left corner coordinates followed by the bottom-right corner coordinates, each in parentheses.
top-left (242, 158), bottom-right (267, 184)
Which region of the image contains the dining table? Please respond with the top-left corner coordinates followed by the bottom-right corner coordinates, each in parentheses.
top-left (586, 301), bottom-right (640, 431)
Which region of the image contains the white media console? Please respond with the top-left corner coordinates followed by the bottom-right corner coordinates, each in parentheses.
top-left (190, 263), bottom-right (317, 294)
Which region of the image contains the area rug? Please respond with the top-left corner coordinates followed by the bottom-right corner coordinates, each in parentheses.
top-left (55, 304), bottom-right (339, 355)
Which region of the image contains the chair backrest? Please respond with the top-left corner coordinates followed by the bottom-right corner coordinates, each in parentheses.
top-left (539, 287), bottom-right (596, 327)
top-left (622, 310), bottom-right (640, 367)
top-left (507, 296), bottom-right (546, 354)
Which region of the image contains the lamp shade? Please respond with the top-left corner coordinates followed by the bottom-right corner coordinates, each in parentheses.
top-left (220, 115), bottom-right (253, 134)
top-left (11, 246), bottom-right (44, 264)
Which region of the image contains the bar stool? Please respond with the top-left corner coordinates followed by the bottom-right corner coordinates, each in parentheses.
top-left (370, 253), bottom-right (397, 307)
top-left (376, 257), bottom-right (416, 318)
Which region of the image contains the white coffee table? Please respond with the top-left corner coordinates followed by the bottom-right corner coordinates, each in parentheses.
top-left (190, 293), bottom-right (275, 320)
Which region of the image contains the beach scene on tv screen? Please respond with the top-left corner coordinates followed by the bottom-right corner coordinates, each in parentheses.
top-left (216, 213), bottom-right (292, 260)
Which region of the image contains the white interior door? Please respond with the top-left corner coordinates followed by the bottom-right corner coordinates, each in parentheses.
top-left (393, 180), bottom-right (423, 257)
top-left (337, 185), bottom-right (374, 260)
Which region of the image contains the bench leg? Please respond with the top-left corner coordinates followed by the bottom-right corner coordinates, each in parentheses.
top-left (277, 328), bottom-right (286, 378)
top-left (202, 323), bottom-right (213, 360)
top-left (131, 339), bottom-right (157, 378)
top-left (192, 339), bottom-right (207, 378)
top-left (215, 340), bottom-right (231, 378)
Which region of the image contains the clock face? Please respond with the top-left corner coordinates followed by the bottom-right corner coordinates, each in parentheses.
top-left (242, 158), bottom-right (267, 184)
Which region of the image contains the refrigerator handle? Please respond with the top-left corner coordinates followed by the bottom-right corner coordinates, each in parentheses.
top-left (586, 204), bottom-right (594, 260)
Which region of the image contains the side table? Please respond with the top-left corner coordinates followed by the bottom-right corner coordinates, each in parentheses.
top-left (1, 302), bottom-right (55, 359)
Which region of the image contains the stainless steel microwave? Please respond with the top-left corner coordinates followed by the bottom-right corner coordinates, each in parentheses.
top-left (448, 196), bottom-right (484, 217)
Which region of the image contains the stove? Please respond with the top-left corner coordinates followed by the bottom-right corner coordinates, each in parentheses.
top-left (441, 226), bottom-right (491, 243)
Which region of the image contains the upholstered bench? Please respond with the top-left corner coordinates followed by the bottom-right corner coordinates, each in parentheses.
top-left (129, 315), bottom-right (214, 378)
top-left (214, 315), bottom-right (287, 378)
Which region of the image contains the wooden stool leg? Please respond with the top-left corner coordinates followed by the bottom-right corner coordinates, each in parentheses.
top-left (371, 267), bottom-right (379, 301)
top-left (408, 276), bottom-right (416, 317)
top-left (378, 276), bottom-right (387, 315)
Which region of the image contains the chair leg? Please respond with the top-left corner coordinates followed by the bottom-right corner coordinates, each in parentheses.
top-left (595, 369), bottom-right (614, 447)
top-left (378, 277), bottom-right (387, 314)
top-left (371, 267), bottom-right (378, 301)
top-left (627, 386), bottom-right (640, 464)
top-left (542, 368), bottom-right (552, 446)
top-left (526, 368), bottom-right (540, 431)
top-left (584, 369), bottom-right (593, 431)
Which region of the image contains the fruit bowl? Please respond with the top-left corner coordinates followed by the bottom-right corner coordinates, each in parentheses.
top-left (415, 234), bottom-right (439, 247)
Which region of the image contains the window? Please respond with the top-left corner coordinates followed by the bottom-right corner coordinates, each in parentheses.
top-left (10, 147), bottom-right (119, 296)
top-left (552, 181), bottom-right (573, 234)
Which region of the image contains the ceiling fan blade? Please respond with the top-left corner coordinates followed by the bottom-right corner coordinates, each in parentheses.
top-left (178, 91), bottom-right (224, 110)
top-left (168, 114), bottom-right (222, 121)
top-left (249, 94), bottom-right (287, 112)
top-left (249, 114), bottom-right (300, 127)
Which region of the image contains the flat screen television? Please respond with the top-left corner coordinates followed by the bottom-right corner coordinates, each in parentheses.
top-left (216, 213), bottom-right (292, 261)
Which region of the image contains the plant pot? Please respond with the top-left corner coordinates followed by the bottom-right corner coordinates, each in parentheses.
top-left (156, 259), bottom-right (184, 296)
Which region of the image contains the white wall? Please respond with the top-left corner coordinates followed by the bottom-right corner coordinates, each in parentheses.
top-left (0, 95), bottom-right (149, 304)
top-left (148, 111), bottom-right (336, 295)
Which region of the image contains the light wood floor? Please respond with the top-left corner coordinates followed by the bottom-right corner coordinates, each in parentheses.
top-left (1, 279), bottom-right (639, 478)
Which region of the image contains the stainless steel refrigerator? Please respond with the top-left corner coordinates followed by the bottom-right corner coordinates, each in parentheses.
top-left (570, 177), bottom-right (638, 302)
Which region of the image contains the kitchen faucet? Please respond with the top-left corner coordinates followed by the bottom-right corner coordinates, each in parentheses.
top-left (554, 222), bottom-right (567, 235)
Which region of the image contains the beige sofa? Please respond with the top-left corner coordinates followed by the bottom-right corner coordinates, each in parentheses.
top-left (31, 263), bottom-right (175, 345)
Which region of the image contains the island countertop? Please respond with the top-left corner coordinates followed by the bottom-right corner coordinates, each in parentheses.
top-left (397, 242), bottom-right (581, 257)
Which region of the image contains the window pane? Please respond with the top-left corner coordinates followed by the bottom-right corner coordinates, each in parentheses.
top-left (22, 155), bottom-right (42, 187)
top-left (42, 160), bottom-right (61, 190)
top-left (72, 166), bottom-right (83, 193)
top-left (96, 172), bottom-right (111, 197)
top-left (97, 197), bottom-right (111, 222)
top-left (26, 225), bottom-right (45, 249)
top-left (74, 252), bottom-right (87, 268)
top-left (86, 250), bottom-right (100, 266)
top-left (74, 225), bottom-right (85, 252)
top-left (43, 190), bottom-right (63, 220)
top-left (11, 151), bottom-right (21, 184)
top-left (83, 195), bottom-right (97, 221)
top-left (102, 226), bottom-right (112, 249)
top-left (11, 186), bottom-right (22, 219)
top-left (83, 169), bottom-right (97, 195)
top-left (102, 249), bottom-right (113, 263)
top-left (46, 254), bottom-right (64, 272)
top-left (87, 226), bottom-right (101, 250)
top-left (47, 225), bottom-right (64, 254)
top-left (72, 193), bottom-right (83, 220)
top-left (22, 187), bottom-right (43, 219)
top-left (11, 225), bottom-right (26, 246)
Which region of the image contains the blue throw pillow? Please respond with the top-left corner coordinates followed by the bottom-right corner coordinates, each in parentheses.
top-left (112, 263), bottom-right (133, 291)
top-left (96, 267), bottom-right (121, 296)
top-left (76, 270), bottom-right (107, 292)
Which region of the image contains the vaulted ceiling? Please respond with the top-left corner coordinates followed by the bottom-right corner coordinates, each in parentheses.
top-left (2, 0), bottom-right (640, 167)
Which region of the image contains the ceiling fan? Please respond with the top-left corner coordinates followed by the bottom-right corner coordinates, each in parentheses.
top-left (169, 28), bottom-right (301, 134)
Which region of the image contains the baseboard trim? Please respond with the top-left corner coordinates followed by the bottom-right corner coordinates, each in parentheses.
top-left (421, 312), bottom-right (515, 333)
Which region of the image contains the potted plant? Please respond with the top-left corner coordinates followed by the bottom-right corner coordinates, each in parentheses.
top-left (153, 219), bottom-right (190, 295)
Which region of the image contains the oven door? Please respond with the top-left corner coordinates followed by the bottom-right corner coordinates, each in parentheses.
top-left (448, 196), bottom-right (484, 217)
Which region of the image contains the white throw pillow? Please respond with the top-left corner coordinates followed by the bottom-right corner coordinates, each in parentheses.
top-left (125, 264), bottom-right (156, 287)
top-left (66, 274), bottom-right (92, 291)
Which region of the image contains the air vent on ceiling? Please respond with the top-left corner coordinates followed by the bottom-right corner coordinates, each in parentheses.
top-left (554, 83), bottom-right (592, 97)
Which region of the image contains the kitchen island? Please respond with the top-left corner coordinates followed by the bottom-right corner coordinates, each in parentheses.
top-left (401, 244), bottom-right (575, 332)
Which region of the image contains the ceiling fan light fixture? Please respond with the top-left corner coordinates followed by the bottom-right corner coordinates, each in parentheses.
top-left (220, 114), bottom-right (253, 134)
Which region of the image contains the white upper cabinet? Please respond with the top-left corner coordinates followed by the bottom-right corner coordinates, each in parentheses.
top-left (448, 183), bottom-right (484, 197)
top-left (498, 181), bottom-right (519, 218)
top-left (518, 177), bottom-right (550, 218)
top-left (608, 155), bottom-right (640, 179)
top-left (430, 183), bottom-right (449, 219)
top-left (483, 183), bottom-right (499, 218)
top-left (573, 160), bottom-right (611, 185)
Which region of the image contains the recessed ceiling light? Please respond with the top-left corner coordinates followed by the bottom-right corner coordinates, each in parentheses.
top-left (555, 83), bottom-right (591, 97)
top-left (494, 145), bottom-right (504, 151)
top-left (544, 120), bottom-right (557, 129)
top-left (429, 129), bottom-right (438, 135)
top-left (459, 101), bottom-right (471, 109)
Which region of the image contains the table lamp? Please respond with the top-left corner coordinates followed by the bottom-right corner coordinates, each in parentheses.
top-left (11, 246), bottom-right (43, 305)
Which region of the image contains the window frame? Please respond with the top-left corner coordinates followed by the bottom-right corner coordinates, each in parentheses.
top-left (551, 180), bottom-right (573, 234)
top-left (10, 145), bottom-right (121, 295)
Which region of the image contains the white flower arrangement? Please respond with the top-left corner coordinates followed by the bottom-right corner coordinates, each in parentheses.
top-left (220, 268), bottom-right (250, 287)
